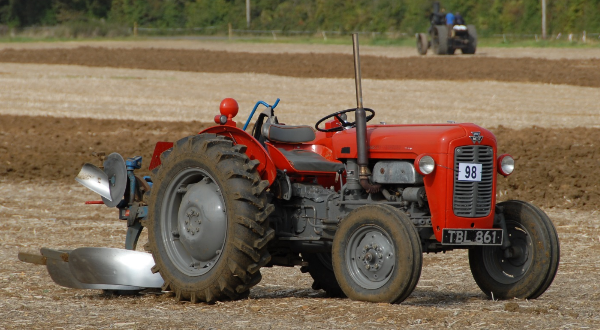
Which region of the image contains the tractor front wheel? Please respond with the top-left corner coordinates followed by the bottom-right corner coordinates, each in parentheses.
top-left (416, 33), bottom-right (428, 55)
top-left (432, 25), bottom-right (449, 55)
top-left (463, 25), bottom-right (477, 54)
top-left (469, 200), bottom-right (560, 299)
top-left (145, 134), bottom-right (274, 303)
top-left (332, 205), bottom-right (422, 303)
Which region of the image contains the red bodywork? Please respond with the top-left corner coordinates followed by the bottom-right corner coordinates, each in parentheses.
top-left (150, 118), bottom-right (498, 243)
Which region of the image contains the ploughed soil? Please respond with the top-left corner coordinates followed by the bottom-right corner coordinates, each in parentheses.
top-left (1, 115), bottom-right (600, 329)
top-left (1, 47), bottom-right (600, 88)
top-left (1, 183), bottom-right (596, 329)
top-left (1, 114), bottom-right (599, 211)
top-left (1, 117), bottom-right (599, 329)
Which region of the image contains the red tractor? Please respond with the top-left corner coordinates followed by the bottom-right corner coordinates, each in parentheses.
top-left (21, 35), bottom-right (559, 304)
top-left (138, 36), bottom-right (558, 303)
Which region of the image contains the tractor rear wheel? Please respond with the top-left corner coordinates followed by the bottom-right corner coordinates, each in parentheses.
top-left (468, 200), bottom-right (560, 300)
top-left (301, 253), bottom-right (345, 297)
top-left (332, 205), bottom-right (422, 303)
top-left (416, 33), bottom-right (428, 55)
top-left (432, 25), bottom-right (449, 55)
top-left (463, 25), bottom-right (477, 54)
top-left (145, 133), bottom-right (274, 303)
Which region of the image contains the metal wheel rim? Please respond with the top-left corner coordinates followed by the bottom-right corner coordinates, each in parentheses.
top-left (346, 225), bottom-right (395, 290)
top-left (481, 220), bottom-right (533, 285)
top-left (161, 168), bottom-right (227, 277)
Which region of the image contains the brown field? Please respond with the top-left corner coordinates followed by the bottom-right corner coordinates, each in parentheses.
top-left (1, 42), bottom-right (599, 329)
top-left (1, 46), bottom-right (600, 87)
top-left (2, 39), bottom-right (600, 60)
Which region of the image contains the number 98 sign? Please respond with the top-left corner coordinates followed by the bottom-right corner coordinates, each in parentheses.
top-left (458, 163), bottom-right (482, 182)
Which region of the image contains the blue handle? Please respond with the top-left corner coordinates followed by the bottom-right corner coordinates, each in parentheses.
top-left (242, 98), bottom-right (280, 131)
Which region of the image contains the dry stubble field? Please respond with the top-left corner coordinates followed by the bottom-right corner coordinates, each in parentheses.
top-left (0, 40), bottom-right (600, 329)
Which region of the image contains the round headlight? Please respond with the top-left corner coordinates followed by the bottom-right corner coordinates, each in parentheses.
top-left (498, 154), bottom-right (514, 176)
top-left (415, 155), bottom-right (435, 175)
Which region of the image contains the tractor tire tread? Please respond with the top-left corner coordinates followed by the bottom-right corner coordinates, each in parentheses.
top-left (237, 216), bottom-right (266, 236)
top-left (225, 168), bottom-right (260, 183)
top-left (247, 254), bottom-right (272, 274)
top-left (245, 159), bottom-right (261, 172)
top-left (236, 273), bottom-right (262, 294)
top-left (228, 259), bottom-right (252, 283)
top-left (253, 228), bottom-right (275, 249)
top-left (217, 150), bottom-right (248, 163)
top-left (253, 180), bottom-right (270, 196)
top-left (233, 238), bottom-right (262, 262)
top-left (232, 144), bottom-right (248, 154)
top-left (146, 133), bottom-right (274, 303)
top-left (256, 204), bottom-right (275, 224)
top-left (232, 191), bottom-right (264, 209)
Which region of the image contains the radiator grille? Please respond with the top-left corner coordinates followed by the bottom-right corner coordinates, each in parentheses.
top-left (453, 145), bottom-right (494, 217)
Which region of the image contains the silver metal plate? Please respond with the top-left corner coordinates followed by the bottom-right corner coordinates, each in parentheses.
top-left (75, 163), bottom-right (112, 200)
top-left (101, 153), bottom-right (127, 207)
top-left (441, 229), bottom-right (503, 246)
top-left (40, 248), bottom-right (141, 290)
top-left (372, 161), bottom-right (423, 184)
top-left (69, 248), bottom-right (163, 288)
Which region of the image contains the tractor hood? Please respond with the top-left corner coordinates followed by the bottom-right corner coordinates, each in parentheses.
top-left (331, 123), bottom-right (495, 159)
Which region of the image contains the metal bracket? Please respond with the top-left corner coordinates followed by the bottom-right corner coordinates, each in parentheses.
top-left (494, 205), bottom-right (512, 251)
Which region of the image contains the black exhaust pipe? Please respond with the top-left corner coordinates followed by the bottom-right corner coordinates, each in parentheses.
top-left (352, 34), bottom-right (380, 194)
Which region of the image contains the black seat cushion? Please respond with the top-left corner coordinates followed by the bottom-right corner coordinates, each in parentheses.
top-left (278, 149), bottom-right (344, 173)
top-left (266, 123), bottom-right (315, 143)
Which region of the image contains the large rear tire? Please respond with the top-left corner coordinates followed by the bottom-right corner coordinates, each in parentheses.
top-left (145, 134), bottom-right (275, 303)
top-left (301, 253), bottom-right (345, 297)
top-left (332, 205), bottom-right (422, 303)
top-left (463, 25), bottom-right (477, 54)
top-left (432, 25), bottom-right (449, 55)
top-left (469, 200), bottom-right (559, 299)
top-left (416, 33), bottom-right (428, 55)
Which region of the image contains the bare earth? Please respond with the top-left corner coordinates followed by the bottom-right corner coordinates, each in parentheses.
top-left (0, 63), bottom-right (598, 128)
top-left (1, 41), bottom-right (600, 329)
top-left (2, 39), bottom-right (600, 60)
top-left (1, 182), bottom-right (598, 329)
top-left (2, 47), bottom-right (600, 88)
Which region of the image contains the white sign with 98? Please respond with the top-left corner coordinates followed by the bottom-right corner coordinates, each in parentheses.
top-left (458, 163), bottom-right (482, 182)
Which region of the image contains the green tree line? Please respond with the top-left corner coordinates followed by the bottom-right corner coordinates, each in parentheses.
top-left (1, 0), bottom-right (599, 36)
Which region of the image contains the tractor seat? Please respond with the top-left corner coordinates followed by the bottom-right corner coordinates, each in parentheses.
top-left (278, 149), bottom-right (344, 173)
top-left (263, 123), bottom-right (316, 144)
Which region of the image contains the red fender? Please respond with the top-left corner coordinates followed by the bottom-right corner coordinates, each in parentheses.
top-left (148, 127), bottom-right (277, 185)
top-left (199, 126), bottom-right (277, 184)
top-left (149, 141), bottom-right (174, 171)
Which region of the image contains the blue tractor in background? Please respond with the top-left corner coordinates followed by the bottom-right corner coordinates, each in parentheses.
top-left (416, 1), bottom-right (477, 55)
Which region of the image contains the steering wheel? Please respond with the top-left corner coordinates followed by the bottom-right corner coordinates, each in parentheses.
top-left (315, 108), bottom-right (375, 132)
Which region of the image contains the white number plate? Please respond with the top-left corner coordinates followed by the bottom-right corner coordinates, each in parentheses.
top-left (458, 163), bottom-right (482, 181)
top-left (442, 229), bottom-right (503, 246)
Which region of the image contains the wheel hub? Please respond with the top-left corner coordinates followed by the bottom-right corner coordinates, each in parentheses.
top-left (360, 244), bottom-right (385, 271)
top-left (183, 208), bottom-right (201, 235)
top-left (176, 178), bottom-right (227, 268)
top-left (483, 221), bottom-right (532, 284)
top-left (502, 238), bottom-right (529, 267)
top-left (352, 231), bottom-right (394, 284)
